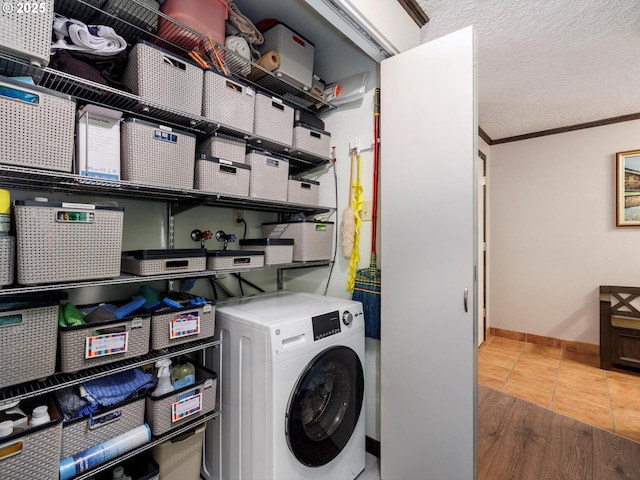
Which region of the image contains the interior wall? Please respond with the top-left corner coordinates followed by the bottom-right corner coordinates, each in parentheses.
top-left (488, 119), bottom-right (640, 345)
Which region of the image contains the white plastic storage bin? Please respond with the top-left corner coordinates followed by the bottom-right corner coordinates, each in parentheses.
top-left (262, 221), bottom-right (334, 261)
top-left (0, 76), bottom-right (75, 172)
top-left (121, 119), bottom-right (196, 189)
top-left (292, 122), bottom-right (331, 158)
top-left (149, 292), bottom-right (215, 350)
top-left (0, 394), bottom-right (63, 480)
top-left (14, 200), bottom-right (124, 285)
top-left (145, 363), bottom-right (217, 437)
top-left (202, 70), bottom-right (255, 134)
top-left (197, 132), bottom-right (247, 164)
top-left (239, 238), bottom-right (294, 265)
top-left (287, 176), bottom-right (319, 205)
top-left (245, 150), bottom-right (289, 201)
top-left (121, 249), bottom-right (207, 276)
top-left (253, 92), bottom-right (294, 147)
top-left (0, 291), bottom-right (66, 388)
top-left (123, 41), bottom-right (204, 115)
top-left (260, 22), bottom-right (315, 91)
top-left (0, 0), bottom-right (53, 66)
top-left (58, 309), bottom-right (152, 373)
top-left (0, 236), bottom-right (15, 287)
top-left (206, 249), bottom-right (264, 270)
top-left (58, 393), bottom-right (146, 458)
top-left (151, 424), bottom-right (205, 480)
top-left (194, 155), bottom-right (251, 197)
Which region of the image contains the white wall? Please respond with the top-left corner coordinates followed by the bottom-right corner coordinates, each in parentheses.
top-left (489, 119), bottom-right (640, 345)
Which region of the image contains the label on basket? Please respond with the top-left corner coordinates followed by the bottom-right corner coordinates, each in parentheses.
top-left (172, 392), bottom-right (202, 422)
top-left (55, 210), bottom-right (95, 223)
top-left (62, 202), bottom-right (96, 210)
top-left (85, 332), bottom-right (128, 358)
top-left (153, 130), bottom-right (178, 143)
top-left (203, 304), bottom-right (212, 313)
top-left (315, 224), bottom-right (327, 232)
top-left (219, 159), bottom-right (232, 165)
top-left (266, 158), bottom-right (280, 167)
top-left (169, 311), bottom-right (200, 339)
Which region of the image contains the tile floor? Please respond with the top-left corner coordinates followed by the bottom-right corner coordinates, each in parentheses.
top-left (479, 335), bottom-right (640, 442)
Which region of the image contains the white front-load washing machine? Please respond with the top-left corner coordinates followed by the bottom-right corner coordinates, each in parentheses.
top-left (205, 291), bottom-right (365, 480)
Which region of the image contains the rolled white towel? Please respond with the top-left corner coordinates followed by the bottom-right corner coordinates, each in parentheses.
top-left (225, 36), bottom-right (252, 77)
top-left (51, 14), bottom-right (127, 56)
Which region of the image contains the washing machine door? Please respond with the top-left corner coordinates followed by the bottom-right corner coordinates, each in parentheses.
top-left (286, 345), bottom-right (364, 467)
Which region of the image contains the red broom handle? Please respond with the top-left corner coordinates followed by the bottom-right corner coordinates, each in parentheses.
top-left (371, 88), bottom-right (380, 255)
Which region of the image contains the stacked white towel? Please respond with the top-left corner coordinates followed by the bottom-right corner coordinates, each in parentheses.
top-left (225, 36), bottom-right (252, 77)
top-left (51, 14), bottom-right (127, 56)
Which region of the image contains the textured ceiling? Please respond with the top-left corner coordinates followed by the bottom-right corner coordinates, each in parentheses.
top-left (417, 0), bottom-right (640, 141)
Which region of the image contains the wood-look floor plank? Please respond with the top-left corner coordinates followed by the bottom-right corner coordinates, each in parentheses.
top-left (538, 412), bottom-right (594, 480)
top-left (592, 426), bottom-right (640, 479)
top-left (478, 386), bottom-right (519, 478)
top-left (479, 386), bottom-right (552, 479)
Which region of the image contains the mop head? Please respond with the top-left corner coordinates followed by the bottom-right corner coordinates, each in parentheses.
top-left (341, 206), bottom-right (356, 257)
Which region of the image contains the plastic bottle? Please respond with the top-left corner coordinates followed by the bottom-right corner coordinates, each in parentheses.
top-left (172, 357), bottom-right (196, 390)
top-left (29, 405), bottom-right (50, 427)
top-left (152, 358), bottom-right (174, 397)
top-left (112, 466), bottom-right (132, 480)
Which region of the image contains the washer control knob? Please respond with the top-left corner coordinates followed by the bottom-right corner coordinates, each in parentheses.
top-left (342, 311), bottom-right (353, 326)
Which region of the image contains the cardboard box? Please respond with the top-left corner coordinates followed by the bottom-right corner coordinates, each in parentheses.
top-left (76, 104), bottom-right (122, 180)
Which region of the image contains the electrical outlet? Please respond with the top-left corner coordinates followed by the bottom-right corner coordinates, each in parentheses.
top-left (233, 209), bottom-right (243, 225)
top-left (361, 200), bottom-right (373, 221)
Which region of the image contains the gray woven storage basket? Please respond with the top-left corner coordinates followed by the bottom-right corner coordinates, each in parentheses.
top-left (13, 200), bottom-right (123, 285)
top-left (121, 118), bottom-right (196, 189)
top-left (287, 177), bottom-right (320, 205)
top-left (60, 395), bottom-right (146, 458)
top-left (292, 122), bottom-right (331, 158)
top-left (253, 92), bottom-right (294, 147)
top-left (196, 133), bottom-right (247, 164)
top-left (145, 365), bottom-right (217, 437)
top-left (263, 221), bottom-right (334, 262)
top-left (245, 150), bottom-right (289, 202)
top-left (0, 291), bottom-right (66, 388)
top-left (206, 250), bottom-right (264, 270)
top-left (203, 71), bottom-right (255, 134)
top-left (121, 249), bottom-right (207, 276)
top-left (0, 76), bottom-right (75, 172)
top-left (239, 239), bottom-right (294, 265)
top-left (0, 236), bottom-right (15, 287)
top-left (123, 41), bottom-right (203, 115)
top-left (0, 394), bottom-right (63, 480)
top-left (150, 299), bottom-right (215, 350)
top-left (59, 314), bottom-right (151, 373)
top-left (0, 0), bottom-right (53, 66)
top-left (194, 155), bottom-right (250, 197)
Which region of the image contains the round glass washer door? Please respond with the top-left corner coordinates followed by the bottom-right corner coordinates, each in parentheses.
top-left (285, 345), bottom-right (364, 467)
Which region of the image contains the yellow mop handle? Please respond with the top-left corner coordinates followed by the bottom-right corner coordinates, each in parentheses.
top-left (347, 152), bottom-right (364, 293)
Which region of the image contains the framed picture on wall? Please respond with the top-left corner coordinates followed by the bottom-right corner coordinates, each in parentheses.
top-left (616, 149), bottom-right (640, 226)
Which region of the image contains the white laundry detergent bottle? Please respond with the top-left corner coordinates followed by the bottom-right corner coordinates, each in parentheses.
top-left (152, 359), bottom-right (174, 397)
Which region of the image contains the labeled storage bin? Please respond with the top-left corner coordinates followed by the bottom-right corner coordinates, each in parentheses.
top-left (121, 249), bottom-right (207, 276)
top-left (150, 293), bottom-right (215, 350)
top-left (203, 70), bottom-right (255, 134)
top-left (59, 394), bottom-right (146, 458)
top-left (197, 132), bottom-right (247, 164)
top-left (260, 22), bottom-right (315, 91)
top-left (59, 310), bottom-right (151, 373)
top-left (292, 122), bottom-right (331, 158)
top-left (0, 394), bottom-right (63, 480)
top-left (253, 92), bottom-right (294, 147)
top-left (0, 76), bottom-right (75, 172)
top-left (206, 249), bottom-right (264, 270)
top-left (145, 363), bottom-right (217, 436)
top-left (0, 291), bottom-right (67, 388)
top-left (263, 221), bottom-right (334, 261)
top-left (94, 452), bottom-right (160, 480)
top-left (0, 236), bottom-right (15, 287)
top-left (14, 200), bottom-right (124, 285)
top-left (194, 155), bottom-right (250, 197)
top-left (239, 238), bottom-right (294, 265)
top-left (123, 41), bottom-right (204, 115)
top-left (121, 118), bottom-right (196, 189)
top-left (0, 0), bottom-right (53, 66)
top-left (152, 424), bottom-right (205, 480)
top-left (93, 0), bottom-right (160, 41)
top-left (287, 176), bottom-right (320, 205)
top-left (245, 150), bottom-right (289, 201)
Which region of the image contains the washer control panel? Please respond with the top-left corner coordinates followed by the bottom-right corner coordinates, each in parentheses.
top-left (312, 310), bottom-right (341, 341)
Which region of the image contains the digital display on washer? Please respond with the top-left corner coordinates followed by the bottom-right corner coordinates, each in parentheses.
top-left (312, 310), bottom-right (341, 341)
